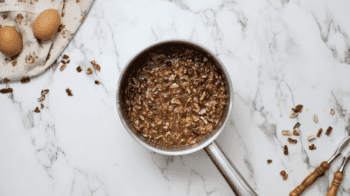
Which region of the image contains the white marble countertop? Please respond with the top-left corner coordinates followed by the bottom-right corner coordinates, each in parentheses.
top-left (1, 0), bottom-right (350, 195)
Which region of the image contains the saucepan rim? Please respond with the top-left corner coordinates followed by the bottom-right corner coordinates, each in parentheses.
top-left (116, 39), bottom-right (234, 155)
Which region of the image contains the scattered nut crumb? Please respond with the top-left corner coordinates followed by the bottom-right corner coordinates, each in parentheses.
top-left (4, 78), bottom-right (9, 83)
top-left (63, 54), bottom-right (69, 59)
top-left (317, 128), bottom-right (322, 137)
top-left (12, 60), bottom-right (17, 67)
top-left (289, 113), bottom-right (298, 118)
top-left (309, 144), bottom-right (317, 150)
top-left (34, 107), bottom-right (40, 113)
top-left (292, 105), bottom-right (303, 113)
top-left (267, 159), bottom-right (272, 164)
top-left (293, 122), bottom-right (301, 129)
top-left (77, 66), bottom-right (82, 72)
top-left (61, 60), bottom-right (67, 64)
top-left (288, 138), bottom-right (297, 144)
top-left (313, 114), bottom-right (318, 122)
top-left (60, 64), bottom-right (66, 71)
top-left (95, 80), bottom-right (101, 85)
top-left (41, 104), bottom-right (44, 109)
top-left (280, 170), bottom-right (288, 180)
top-left (282, 130), bottom-right (291, 135)
top-left (66, 88), bottom-right (73, 96)
top-left (293, 129), bottom-right (300, 136)
top-left (0, 88), bottom-right (13, 94)
top-left (307, 135), bottom-right (316, 141)
top-left (41, 89), bottom-right (49, 96)
top-left (37, 96), bottom-right (45, 102)
top-left (330, 109), bottom-right (335, 115)
top-left (86, 67), bottom-right (93, 74)
top-left (21, 76), bottom-right (30, 83)
top-left (280, 170), bottom-right (286, 176)
top-left (326, 126), bottom-right (332, 135)
top-left (283, 145), bottom-right (288, 155)
top-left (90, 60), bottom-right (101, 71)
top-left (67, 60), bottom-right (70, 64)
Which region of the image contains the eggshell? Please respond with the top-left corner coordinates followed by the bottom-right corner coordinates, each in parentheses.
top-left (34, 9), bottom-right (60, 41)
top-left (0, 26), bottom-right (23, 57)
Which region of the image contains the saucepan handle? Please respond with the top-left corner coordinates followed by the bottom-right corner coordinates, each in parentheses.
top-left (204, 141), bottom-right (258, 196)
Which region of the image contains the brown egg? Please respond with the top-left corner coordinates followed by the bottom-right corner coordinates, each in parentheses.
top-left (0, 26), bottom-right (23, 57)
top-left (34, 9), bottom-right (60, 41)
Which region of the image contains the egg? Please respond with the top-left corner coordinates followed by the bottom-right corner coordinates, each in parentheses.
top-left (0, 26), bottom-right (23, 57)
top-left (34, 9), bottom-right (60, 41)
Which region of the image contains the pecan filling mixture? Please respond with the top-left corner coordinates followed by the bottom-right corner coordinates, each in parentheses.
top-left (125, 58), bottom-right (229, 147)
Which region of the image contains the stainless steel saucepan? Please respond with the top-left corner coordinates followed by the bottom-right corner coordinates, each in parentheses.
top-left (116, 39), bottom-right (258, 196)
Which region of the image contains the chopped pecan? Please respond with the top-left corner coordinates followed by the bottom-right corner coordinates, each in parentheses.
top-left (60, 64), bottom-right (66, 71)
top-left (267, 159), bottom-right (272, 164)
top-left (21, 76), bottom-right (30, 83)
top-left (292, 105), bottom-right (303, 112)
top-left (0, 88), bottom-right (13, 94)
top-left (307, 135), bottom-right (316, 141)
top-left (63, 54), bottom-right (69, 59)
top-left (326, 126), bottom-right (332, 135)
top-left (282, 130), bottom-right (291, 135)
top-left (41, 89), bottom-right (49, 96)
top-left (41, 104), bottom-right (44, 109)
top-left (309, 144), bottom-right (316, 150)
top-left (90, 60), bottom-right (101, 71)
top-left (283, 145), bottom-right (288, 155)
top-left (288, 138), bottom-right (297, 144)
top-left (289, 113), bottom-right (298, 118)
top-left (66, 88), bottom-right (73, 96)
top-left (4, 78), bottom-right (9, 83)
top-left (34, 107), bottom-right (40, 113)
top-left (293, 122), bottom-right (301, 129)
top-left (313, 114), bottom-right (318, 122)
top-left (95, 80), bottom-right (101, 85)
top-left (317, 128), bottom-right (322, 137)
top-left (37, 96), bottom-right (45, 102)
top-left (86, 68), bottom-right (93, 74)
top-left (330, 109), bottom-right (335, 115)
top-left (77, 66), bottom-right (82, 72)
top-left (293, 129), bottom-right (300, 136)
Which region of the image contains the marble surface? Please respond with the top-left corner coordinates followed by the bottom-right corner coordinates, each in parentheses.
top-left (1, 0), bottom-right (350, 195)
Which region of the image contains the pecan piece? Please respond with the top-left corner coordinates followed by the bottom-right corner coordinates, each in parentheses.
top-left (77, 66), bottom-right (82, 72)
top-left (21, 76), bottom-right (30, 83)
top-left (326, 126), bottom-right (332, 135)
top-left (293, 129), bottom-right (300, 136)
top-left (86, 67), bottom-right (93, 74)
top-left (317, 128), bottom-right (322, 137)
top-left (34, 107), bottom-right (40, 113)
top-left (292, 105), bottom-right (303, 112)
top-left (60, 64), bottom-right (66, 71)
top-left (283, 145), bottom-right (288, 155)
top-left (0, 88), bottom-right (13, 94)
top-left (309, 144), bottom-right (316, 150)
top-left (66, 88), bottom-right (73, 96)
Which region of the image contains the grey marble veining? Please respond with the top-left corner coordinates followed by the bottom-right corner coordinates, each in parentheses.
top-left (1, 0), bottom-right (350, 195)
